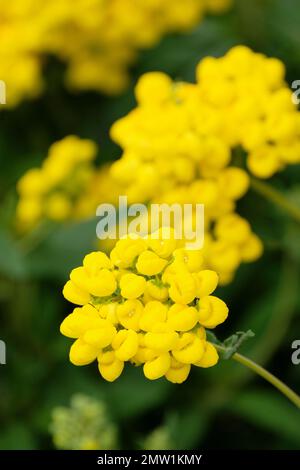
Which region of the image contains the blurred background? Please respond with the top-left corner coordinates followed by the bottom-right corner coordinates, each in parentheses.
top-left (0, 0), bottom-right (300, 450)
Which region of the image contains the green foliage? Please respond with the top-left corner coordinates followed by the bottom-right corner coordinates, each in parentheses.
top-left (207, 330), bottom-right (255, 360)
top-left (0, 424), bottom-right (36, 450)
top-left (220, 331), bottom-right (255, 359)
top-left (142, 426), bottom-right (173, 451)
top-left (228, 389), bottom-right (300, 446)
top-left (0, 229), bottom-right (26, 279)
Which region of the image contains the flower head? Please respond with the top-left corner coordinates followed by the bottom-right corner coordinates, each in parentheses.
top-left (0, 0), bottom-right (232, 107)
top-left (61, 233), bottom-right (228, 383)
top-left (16, 136), bottom-right (97, 231)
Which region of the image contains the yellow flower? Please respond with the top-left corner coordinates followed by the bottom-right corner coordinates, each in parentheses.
top-left (217, 168), bottom-right (250, 200)
top-left (63, 281), bottom-right (91, 306)
top-left (70, 266), bottom-right (117, 298)
top-left (61, 233), bottom-right (229, 382)
top-left (83, 321), bottom-right (117, 349)
top-left (172, 333), bottom-right (205, 364)
top-left (197, 296), bottom-right (229, 328)
top-left (99, 303), bottom-right (119, 325)
top-left (167, 304), bottom-right (199, 332)
top-left (240, 234), bottom-right (264, 262)
top-left (44, 194), bottom-right (72, 221)
top-left (16, 198), bottom-right (43, 229)
top-left (173, 248), bottom-right (204, 273)
top-left (103, 46), bottom-right (300, 289)
top-left (69, 339), bottom-right (99, 366)
top-left (110, 237), bottom-right (147, 268)
top-left (112, 329), bottom-right (139, 361)
top-left (1, 1), bottom-right (231, 107)
top-left (135, 72), bottom-right (173, 105)
top-left (17, 169), bottom-right (46, 196)
top-left (16, 136), bottom-right (97, 231)
top-left (147, 228), bottom-right (178, 258)
top-left (140, 301), bottom-right (168, 332)
top-left (169, 271), bottom-right (197, 304)
top-left (136, 250), bottom-right (168, 276)
top-left (215, 214), bottom-right (251, 245)
top-left (145, 280), bottom-right (169, 302)
top-left (165, 357), bottom-right (191, 384)
top-left (192, 270), bottom-right (219, 297)
top-left (143, 353), bottom-right (171, 380)
top-left (207, 240), bottom-right (241, 277)
top-left (117, 299), bottom-right (144, 330)
top-left (119, 273), bottom-right (146, 299)
top-left (194, 342), bottom-right (219, 368)
top-left (133, 334), bottom-right (157, 364)
top-left (83, 252), bottom-right (113, 273)
top-left (98, 351), bottom-right (124, 382)
top-left (60, 304), bottom-right (102, 338)
top-left (144, 326), bottom-right (179, 353)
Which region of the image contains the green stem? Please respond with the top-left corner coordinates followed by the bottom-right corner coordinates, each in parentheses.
top-left (251, 178), bottom-right (300, 224)
top-left (215, 345), bottom-right (300, 408)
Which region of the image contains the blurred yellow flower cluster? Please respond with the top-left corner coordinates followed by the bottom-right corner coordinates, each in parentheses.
top-left (0, 0), bottom-right (232, 107)
top-left (16, 136), bottom-right (98, 231)
top-left (61, 231), bottom-right (228, 383)
top-left (111, 46), bottom-right (300, 187)
top-left (101, 47), bottom-right (290, 283)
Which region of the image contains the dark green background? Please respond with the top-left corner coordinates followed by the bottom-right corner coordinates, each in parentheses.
top-left (0, 0), bottom-right (299, 450)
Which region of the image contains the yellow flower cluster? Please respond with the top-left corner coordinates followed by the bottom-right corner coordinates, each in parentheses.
top-left (98, 175), bottom-right (262, 284)
top-left (16, 136), bottom-right (98, 231)
top-left (110, 46), bottom-right (300, 185)
top-left (204, 213), bottom-right (262, 284)
top-left (99, 47), bottom-right (288, 283)
top-left (61, 231), bottom-right (228, 383)
top-left (0, 0), bottom-right (232, 108)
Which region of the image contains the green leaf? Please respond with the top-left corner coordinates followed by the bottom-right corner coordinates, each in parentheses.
top-left (227, 389), bottom-right (300, 446)
top-left (103, 367), bottom-right (172, 419)
top-left (0, 229), bottom-right (26, 279)
top-left (205, 331), bottom-right (220, 345)
top-left (26, 218), bottom-right (97, 280)
top-left (208, 330), bottom-right (255, 360)
top-left (166, 407), bottom-right (210, 449)
top-left (221, 330), bottom-right (255, 359)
